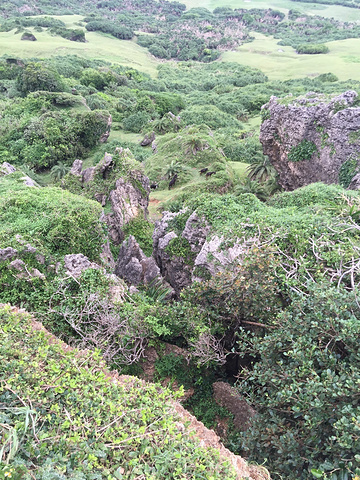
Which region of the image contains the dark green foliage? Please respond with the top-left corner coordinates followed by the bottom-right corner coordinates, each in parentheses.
top-left (0, 92), bottom-right (110, 169)
top-left (181, 105), bottom-right (242, 130)
top-left (123, 111), bottom-right (152, 133)
top-left (165, 237), bottom-right (195, 265)
top-left (183, 248), bottom-right (281, 339)
top-left (85, 19), bottom-right (133, 39)
top-left (288, 139), bottom-right (318, 162)
top-left (122, 216), bottom-right (154, 257)
top-left (317, 73), bottom-right (339, 83)
top-left (16, 62), bottom-right (65, 95)
top-left (236, 284), bottom-right (360, 479)
top-left (296, 44), bottom-right (329, 54)
top-left (339, 157), bottom-right (359, 187)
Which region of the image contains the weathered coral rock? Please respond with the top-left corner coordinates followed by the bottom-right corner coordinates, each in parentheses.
top-left (106, 173), bottom-right (149, 244)
top-left (115, 235), bottom-right (160, 285)
top-left (153, 209), bottom-right (263, 293)
top-left (69, 151), bottom-right (150, 244)
top-left (260, 90), bottom-right (360, 190)
top-left (213, 382), bottom-right (256, 431)
top-left (0, 247), bottom-right (18, 262)
top-left (63, 254), bottom-right (100, 278)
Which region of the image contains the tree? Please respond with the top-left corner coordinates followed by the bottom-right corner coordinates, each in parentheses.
top-left (246, 156), bottom-right (276, 183)
top-left (236, 284), bottom-right (360, 480)
top-left (16, 62), bottom-right (64, 95)
top-left (50, 162), bottom-right (70, 180)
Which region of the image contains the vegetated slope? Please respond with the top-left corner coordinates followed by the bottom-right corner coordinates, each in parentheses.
top-left (3, 1), bottom-right (360, 62)
top-left (0, 304), bottom-right (267, 480)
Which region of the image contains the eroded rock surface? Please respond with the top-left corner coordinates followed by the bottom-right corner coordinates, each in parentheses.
top-left (67, 149), bottom-right (150, 244)
top-left (260, 90), bottom-right (360, 190)
top-left (115, 235), bottom-right (161, 286)
top-left (153, 209), bottom-right (251, 294)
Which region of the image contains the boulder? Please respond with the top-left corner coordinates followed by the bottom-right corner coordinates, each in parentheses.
top-left (63, 253), bottom-right (100, 278)
top-left (213, 382), bottom-right (256, 431)
top-left (260, 90), bottom-right (360, 190)
top-left (21, 32), bottom-right (37, 41)
top-left (115, 235), bottom-right (160, 286)
top-left (140, 131), bottom-right (155, 146)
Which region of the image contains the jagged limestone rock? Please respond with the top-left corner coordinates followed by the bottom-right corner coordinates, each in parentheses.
top-left (153, 209), bottom-right (260, 294)
top-left (63, 253), bottom-right (100, 278)
top-left (0, 162), bottom-right (38, 187)
top-left (66, 149), bottom-right (150, 244)
top-left (115, 235), bottom-right (160, 286)
top-left (260, 90), bottom-right (360, 190)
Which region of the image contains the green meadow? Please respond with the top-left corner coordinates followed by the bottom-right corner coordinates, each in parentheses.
top-left (222, 32), bottom-right (360, 81)
top-left (0, 19), bottom-right (159, 77)
top-left (3, 14), bottom-right (360, 82)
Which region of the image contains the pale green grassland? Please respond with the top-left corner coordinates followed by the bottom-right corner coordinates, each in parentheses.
top-left (222, 32), bottom-right (360, 80)
top-left (182, 0), bottom-right (360, 21)
top-left (0, 24), bottom-right (159, 76)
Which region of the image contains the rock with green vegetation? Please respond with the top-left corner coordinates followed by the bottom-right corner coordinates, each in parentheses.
top-left (63, 148), bottom-right (150, 244)
top-left (0, 304), bottom-right (266, 480)
top-left (1, 162), bottom-right (38, 187)
top-left (155, 184), bottom-right (360, 293)
top-left (115, 234), bottom-right (161, 286)
top-left (20, 31), bottom-right (37, 41)
top-left (260, 90), bottom-right (360, 190)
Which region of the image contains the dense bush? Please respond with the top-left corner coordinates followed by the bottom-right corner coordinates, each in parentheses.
top-left (236, 284), bottom-right (360, 479)
top-left (16, 62), bottom-right (65, 95)
top-left (0, 305), bottom-right (238, 480)
top-left (296, 43), bottom-right (330, 54)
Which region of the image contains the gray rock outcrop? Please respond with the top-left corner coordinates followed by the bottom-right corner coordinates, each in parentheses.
top-left (67, 150), bottom-right (150, 244)
top-left (115, 235), bottom-right (161, 286)
top-left (153, 209), bottom-right (262, 294)
top-left (63, 254), bottom-right (100, 278)
top-left (260, 90), bottom-right (360, 190)
top-left (0, 162), bottom-right (38, 187)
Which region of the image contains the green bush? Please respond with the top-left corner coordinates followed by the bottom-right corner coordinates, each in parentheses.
top-left (0, 174), bottom-right (104, 260)
top-left (16, 62), bottom-right (65, 95)
top-left (0, 305), bottom-right (237, 480)
top-left (296, 44), bottom-right (329, 54)
top-left (236, 284), bottom-right (360, 479)
top-left (288, 139), bottom-right (318, 162)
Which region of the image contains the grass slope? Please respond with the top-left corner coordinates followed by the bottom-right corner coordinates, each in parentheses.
top-left (0, 304), bottom-right (243, 479)
top-left (0, 23), bottom-right (159, 77)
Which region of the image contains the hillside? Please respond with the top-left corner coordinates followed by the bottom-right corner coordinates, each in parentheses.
top-left (0, 303), bottom-right (267, 480)
top-left (1, 0), bottom-right (360, 479)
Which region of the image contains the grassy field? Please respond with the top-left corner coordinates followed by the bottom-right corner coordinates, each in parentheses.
top-left (0, 20), bottom-right (159, 77)
top-left (181, 0), bottom-right (360, 21)
top-left (221, 32), bottom-right (360, 80)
